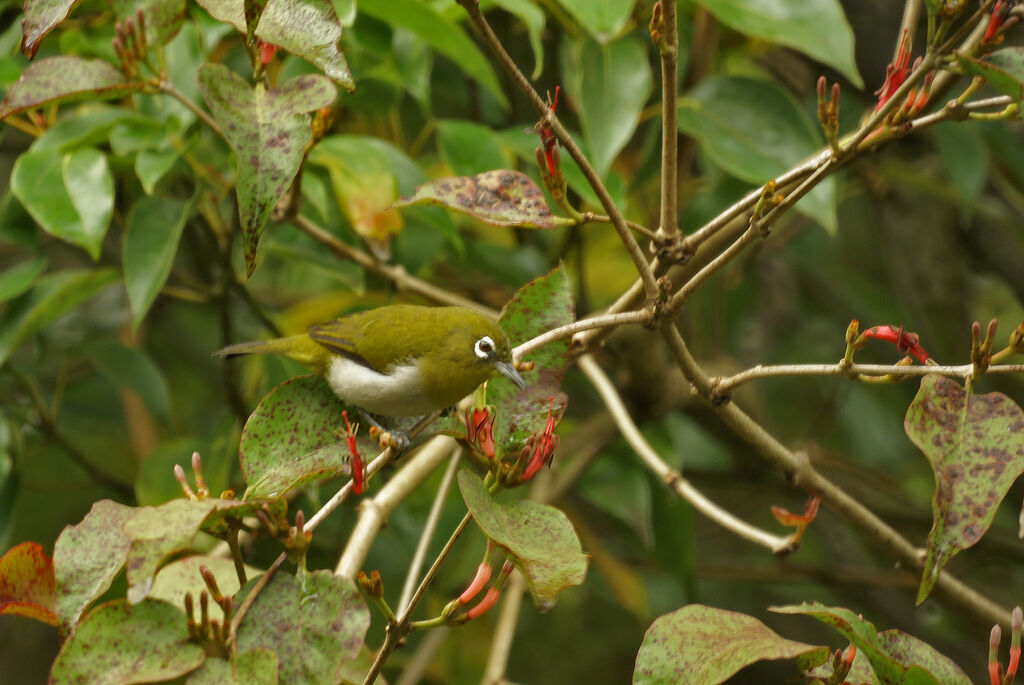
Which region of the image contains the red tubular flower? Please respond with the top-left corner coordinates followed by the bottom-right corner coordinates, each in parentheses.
top-left (993, 624), bottom-right (1005, 685)
top-left (464, 406), bottom-right (496, 459)
top-left (984, 0), bottom-right (1013, 43)
top-left (534, 86), bottom-right (561, 176)
top-left (861, 325), bottom-right (930, 363)
top-left (521, 397), bottom-right (560, 481)
top-left (341, 411), bottom-right (364, 495)
top-left (458, 561), bottom-right (493, 604)
top-left (875, 30), bottom-right (912, 110)
top-left (466, 587), bottom-right (500, 619)
top-left (259, 41), bottom-right (278, 66)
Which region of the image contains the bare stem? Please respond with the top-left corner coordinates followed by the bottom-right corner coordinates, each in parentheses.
top-left (454, 0), bottom-right (659, 299)
top-left (513, 309), bottom-right (653, 360)
top-left (658, 319), bottom-right (1010, 627)
top-left (160, 80), bottom-right (222, 139)
top-left (291, 214), bottom-right (489, 313)
top-left (397, 446), bottom-right (463, 615)
top-left (657, 0), bottom-right (680, 240)
top-left (579, 354), bottom-right (794, 553)
top-left (333, 435), bottom-right (453, 582)
top-left (714, 361), bottom-right (1024, 395)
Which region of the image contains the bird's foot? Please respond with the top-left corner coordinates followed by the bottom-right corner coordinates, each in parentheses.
top-left (369, 426), bottom-right (410, 452)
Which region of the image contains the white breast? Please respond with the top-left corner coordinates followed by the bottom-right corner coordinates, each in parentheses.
top-left (326, 356), bottom-right (435, 416)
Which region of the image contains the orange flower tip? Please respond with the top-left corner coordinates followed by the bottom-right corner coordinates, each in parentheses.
top-left (458, 562), bottom-right (492, 604)
top-left (467, 587), bottom-right (501, 620)
top-left (1013, 606), bottom-right (1023, 632)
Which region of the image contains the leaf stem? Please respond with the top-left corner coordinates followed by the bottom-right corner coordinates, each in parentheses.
top-left (159, 80), bottom-right (223, 140)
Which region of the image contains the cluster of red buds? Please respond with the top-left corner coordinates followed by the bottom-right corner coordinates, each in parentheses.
top-left (989, 607), bottom-right (1023, 685)
top-left (875, 30), bottom-right (912, 111)
top-left (112, 9), bottom-right (148, 78)
top-left (184, 564), bottom-right (234, 653)
top-left (463, 395), bottom-right (561, 485)
top-left (984, 0), bottom-right (1021, 44)
top-left (443, 558), bottom-right (515, 622)
top-left (816, 77), bottom-right (841, 153)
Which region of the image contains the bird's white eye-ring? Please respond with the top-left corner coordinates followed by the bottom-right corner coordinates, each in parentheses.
top-left (474, 336), bottom-right (495, 359)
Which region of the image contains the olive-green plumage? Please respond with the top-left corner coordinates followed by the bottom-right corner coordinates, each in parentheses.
top-left (216, 305), bottom-right (524, 416)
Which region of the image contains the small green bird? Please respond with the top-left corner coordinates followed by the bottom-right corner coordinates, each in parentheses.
top-left (216, 304), bottom-right (526, 417)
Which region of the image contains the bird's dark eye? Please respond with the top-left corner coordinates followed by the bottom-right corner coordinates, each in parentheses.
top-left (474, 336), bottom-right (495, 359)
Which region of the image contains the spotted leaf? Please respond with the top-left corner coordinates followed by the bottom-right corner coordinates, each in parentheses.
top-left (393, 170), bottom-right (572, 229)
top-left (904, 375), bottom-right (1024, 603)
top-left (197, 64), bottom-right (336, 276)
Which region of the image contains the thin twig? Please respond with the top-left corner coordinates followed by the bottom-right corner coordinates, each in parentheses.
top-left (397, 447), bottom-right (463, 615)
top-left (579, 354), bottom-right (794, 554)
top-left (657, 0), bottom-right (680, 241)
top-left (713, 361), bottom-right (1024, 395)
top-left (160, 80), bottom-right (222, 139)
top-left (291, 214), bottom-right (489, 313)
top-left (513, 309), bottom-right (653, 360)
top-left (362, 511), bottom-right (475, 685)
top-left (658, 319), bottom-right (1011, 627)
top-left (454, 0), bottom-right (659, 299)
top-left (335, 435), bottom-right (455, 580)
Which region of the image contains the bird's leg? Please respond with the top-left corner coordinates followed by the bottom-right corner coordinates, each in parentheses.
top-left (357, 409), bottom-right (411, 452)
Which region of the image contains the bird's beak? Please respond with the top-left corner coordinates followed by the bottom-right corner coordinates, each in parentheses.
top-left (495, 360), bottom-right (527, 390)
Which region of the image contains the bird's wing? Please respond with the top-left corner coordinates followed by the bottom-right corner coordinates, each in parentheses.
top-left (307, 321), bottom-right (374, 368)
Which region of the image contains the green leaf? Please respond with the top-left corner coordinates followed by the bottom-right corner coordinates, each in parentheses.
top-left (82, 338), bottom-right (172, 423)
top-left (30, 107), bottom-right (134, 153)
top-left (187, 650), bottom-right (279, 685)
top-left (678, 76), bottom-right (837, 234)
top-left (256, 0), bottom-right (355, 91)
top-left (693, 0), bottom-right (862, 88)
top-left (0, 268), bottom-right (118, 367)
top-left (50, 599), bottom-right (206, 683)
top-left (11, 147), bottom-right (114, 259)
top-left (569, 35), bottom-right (652, 177)
top-left (236, 571), bottom-right (369, 684)
top-left (196, 64), bottom-right (336, 276)
top-left (53, 500), bottom-right (134, 634)
top-left (633, 605), bottom-right (825, 685)
top-left (123, 498), bottom-right (285, 604)
top-left (149, 556), bottom-right (262, 622)
top-left (490, 265), bottom-right (574, 455)
top-left (112, 0), bottom-right (186, 46)
top-left (436, 119), bottom-right (511, 177)
top-left (487, 0), bottom-right (544, 78)
top-left (957, 48), bottom-right (1024, 116)
top-left (239, 375), bottom-right (374, 499)
top-left (904, 375), bottom-right (1024, 603)
top-left (20, 0), bottom-right (83, 58)
top-left (0, 56), bottom-right (145, 119)
top-left (555, 0), bottom-right (635, 43)
top-left (0, 541), bottom-right (57, 626)
top-left (358, 0), bottom-right (509, 110)
top-left (306, 135), bottom-right (404, 256)
top-left (63, 147), bottom-right (115, 257)
top-left (932, 124), bottom-right (988, 222)
top-left (123, 195), bottom-right (191, 330)
top-left (136, 148), bottom-right (180, 193)
top-left (458, 470), bottom-right (587, 610)
top-left (0, 254), bottom-right (47, 304)
top-left (394, 171), bottom-right (571, 230)
top-left (771, 602), bottom-right (971, 684)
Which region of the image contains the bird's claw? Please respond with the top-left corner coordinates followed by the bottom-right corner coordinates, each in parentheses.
top-left (370, 426), bottom-right (410, 452)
